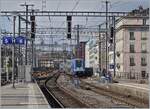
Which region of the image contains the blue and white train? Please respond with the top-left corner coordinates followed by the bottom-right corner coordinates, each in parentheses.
top-left (59, 58), bottom-right (93, 77)
top-left (71, 58), bottom-right (85, 76)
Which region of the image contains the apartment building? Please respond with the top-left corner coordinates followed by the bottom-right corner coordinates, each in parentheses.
top-left (115, 7), bottom-right (149, 79)
top-left (85, 37), bottom-right (99, 76)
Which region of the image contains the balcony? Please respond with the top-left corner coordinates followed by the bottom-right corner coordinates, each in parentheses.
top-left (130, 50), bottom-right (135, 53)
top-left (141, 50), bottom-right (147, 53)
top-left (130, 37), bottom-right (135, 40)
top-left (141, 37), bottom-right (147, 40)
top-left (130, 63), bottom-right (135, 66)
top-left (141, 63), bottom-right (147, 66)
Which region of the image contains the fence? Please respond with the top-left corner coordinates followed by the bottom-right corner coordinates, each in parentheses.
top-left (115, 72), bottom-right (148, 80)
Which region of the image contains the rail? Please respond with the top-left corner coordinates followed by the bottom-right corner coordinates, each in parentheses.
top-left (43, 73), bottom-right (65, 108)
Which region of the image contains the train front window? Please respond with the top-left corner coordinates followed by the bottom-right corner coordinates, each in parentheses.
top-left (76, 60), bottom-right (82, 67)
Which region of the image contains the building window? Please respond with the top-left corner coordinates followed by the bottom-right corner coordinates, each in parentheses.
top-left (141, 71), bottom-right (146, 79)
top-left (141, 32), bottom-right (147, 40)
top-left (129, 32), bottom-right (135, 40)
top-left (116, 51), bottom-right (120, 57)
top-left (130, 43), bottom-right (135, 53)
top-left (141, 42), bottom-right (147, 53)
top-left (141, 57), bottom-right (147, 66)
top-left (116, 63), bottom-right (120, 69)
top-left (130, 56), bottom-right (135, 66)
top-left (143, 19), bottom-right (146, 25)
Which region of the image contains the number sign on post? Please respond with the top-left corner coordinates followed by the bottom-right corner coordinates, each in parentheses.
top-left (15, 36), bottom-right (25, 45)
top-left (2, 36), bottom-right (13, 44)
top-left (2, 36), bottom-right (26, 45)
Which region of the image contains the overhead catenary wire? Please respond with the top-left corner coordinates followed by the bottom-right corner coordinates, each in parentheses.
top-left (56, 0), bottom-right (61, 11)
top-left (82, 0), bottom-right (103, 28)
top-left (53, 0), bottom-right (81, 39)
top-left (72, 0), bottom-right (80, 11)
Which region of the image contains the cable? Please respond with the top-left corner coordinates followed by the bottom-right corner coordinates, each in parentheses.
top-left (82, 0), bottom-right (102, 27)
top-left (109, 0), bottom-right (136, 10)
top-left (72, 0), bottom-right (80, 11)
top-left (85, 17), bottom-right (88, 26)
top-left (109, 1), bottom-right (121, 10)
top-left (56, 0), bottom-right (61, 11)
top-left (48, 13), bottom-right (52, 28)
top-left (56, 0), bottom-right (81, 31)
top-left (52, 0), bottom-right (81, 35)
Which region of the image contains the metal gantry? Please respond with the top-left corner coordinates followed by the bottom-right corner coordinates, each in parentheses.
top-left (0, 9), bottom-right (132, 78)
top-left (20, 27), bottom-right (107, 37)
top-left (1, 11), bottom-right (129, 17)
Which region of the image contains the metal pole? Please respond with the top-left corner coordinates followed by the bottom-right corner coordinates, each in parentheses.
top-left (31, 10), bottom-right (34, 68)
top-left (25, 5), bottom-right (28, 65)
top-left (77, 25), bottom-right (79, 58)
top-left (18, 16), bottom-right (21, 81)
top-left (112, 16), bottom-right (116, 77)
top-left (12, 16), bottom-right (16, 88)
top-left (99, 25), bottom-right (101, 77)
top-left (34, 46), bottom-right (36, 67)
top-left (20, 3), bottom-right (34, 82)
top-left (0, 12), bottom-right (1, 87)
top-left (52, 37), bottom-right (53, 57)
top-left (20, 3), bottom-right (34, 64)
top-left (105, 1), bottom-right (109, 73)
top-left (70, 39), bottom-right (72, 59)
top-left (5, 46), bottom-right (9, 82)
top-left (18, 16), bottom-right (21, 65)
top-left (32, 40), bottom-right (34, 67)
top-left (63, 39), bottom-right (65, 65)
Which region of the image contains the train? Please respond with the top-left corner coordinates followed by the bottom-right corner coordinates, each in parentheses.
top-left (71, 58), bottom-right (85, 76)
top-left (60, 58), bottom-right (93, 77)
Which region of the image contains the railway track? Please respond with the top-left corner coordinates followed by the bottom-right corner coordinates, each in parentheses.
top-left (66, 74), bottom-right (148, 108)
top-left (39, 72), bottom-right (148, 108)
top-left (43, 73), bottom-right (89, 108)
top-left (80, 80), bottom-right (148, 108)
top-left (40, 73), bottom-right (64, 108)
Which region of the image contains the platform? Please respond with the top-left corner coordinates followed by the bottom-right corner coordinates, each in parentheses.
top-left (0, 82), bottom-right (51, 109)
top-left (82, 78), bottom-right (149, 103)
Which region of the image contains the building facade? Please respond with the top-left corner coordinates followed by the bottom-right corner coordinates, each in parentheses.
top-left (115, 7), bottom-right (149, 79)
top-left (75, 42), bottom-right (86, 60)
top-left (85, 37), bottom-right (99, 76)
top-left (85, 43), bottom-right (90, 67)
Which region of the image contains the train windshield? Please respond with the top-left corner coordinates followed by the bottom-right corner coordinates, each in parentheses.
top-left (76, 60), bottom-right (82, 67)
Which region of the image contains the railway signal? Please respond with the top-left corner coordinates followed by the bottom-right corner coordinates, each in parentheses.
top-left (30, 15), bottom-right (35, 39)
top-left (67, 16), bottom-right (72, 39)
top-left (109, 26), bottom-right (114, 43)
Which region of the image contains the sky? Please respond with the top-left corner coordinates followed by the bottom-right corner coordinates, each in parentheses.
top-left (0, 0), bottom-right (149, 29)
top-left (0, 0), bottom-right (149, 46)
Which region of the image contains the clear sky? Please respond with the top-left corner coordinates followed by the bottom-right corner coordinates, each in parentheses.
top-left (0, 0), bottom-right (149, 45)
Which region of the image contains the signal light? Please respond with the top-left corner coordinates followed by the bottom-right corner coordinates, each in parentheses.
top-left (110, 27), bottom-right (114, 38)
top-left (109, 26), bottom-right (114, 43)
top-left (30, 15), bottom-right (35, 39)
top-left (67, 16), bottom-right (72, 39)
top-left (67, 33), bottom-right (71, 39)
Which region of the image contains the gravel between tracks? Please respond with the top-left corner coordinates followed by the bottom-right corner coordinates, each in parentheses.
top-left (57, 74), bottom-right (130, 108)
